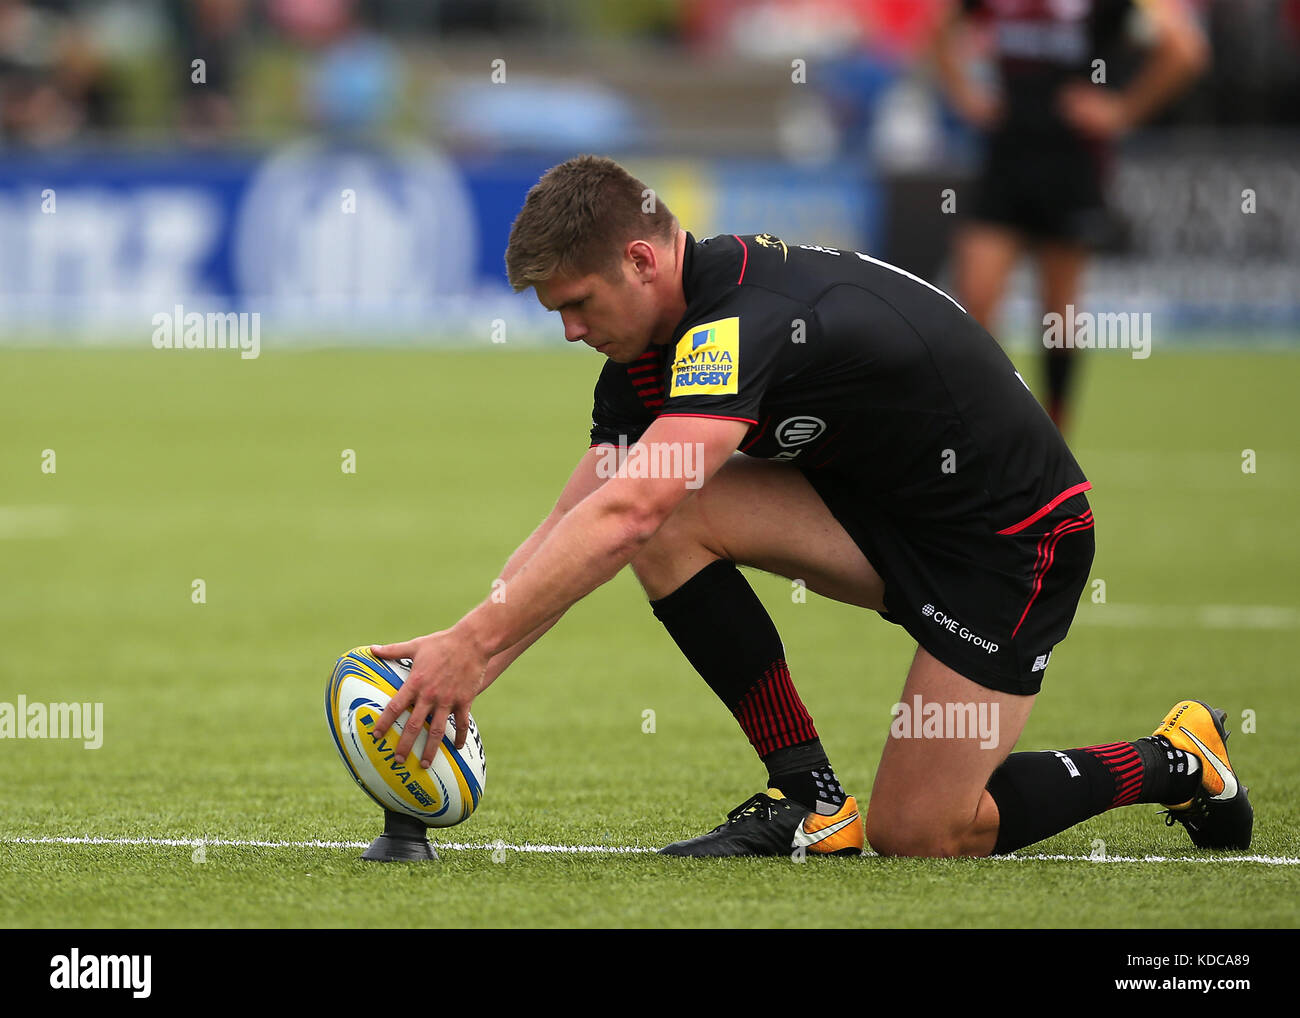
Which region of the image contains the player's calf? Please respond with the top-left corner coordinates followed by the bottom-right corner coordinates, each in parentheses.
top-left (628, 459), bottom-right (885, 853)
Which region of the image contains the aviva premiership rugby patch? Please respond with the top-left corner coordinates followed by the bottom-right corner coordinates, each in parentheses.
top-left (670, 317), bottom-right (740, 397)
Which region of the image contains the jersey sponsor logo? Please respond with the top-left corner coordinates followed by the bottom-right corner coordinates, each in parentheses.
top-left (921, 603), bottom-right (1000, 655)
top-left (670, 316), bottom-right (740, 397)
top-left (753, 233), bottom-right (788, 260)
top-left (774, 415), bottom-right (826, 447)
top-left (1053, 750), bottom-right (1081, 778)
top-left (1047, 0), bottom-right (1088, 20)
top-left (994, 19), bottom-right (1086, 63)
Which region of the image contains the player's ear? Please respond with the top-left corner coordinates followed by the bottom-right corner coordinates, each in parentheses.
top-left (626, 239), bottom-right (657, 281)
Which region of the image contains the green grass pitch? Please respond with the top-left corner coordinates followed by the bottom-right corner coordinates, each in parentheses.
top-left (1, 343), bottom-right (1297, 928)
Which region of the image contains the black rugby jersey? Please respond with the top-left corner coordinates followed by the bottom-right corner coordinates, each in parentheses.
top-left (962, 0), bottom-right (1138, 147)
top-left (589, 232), bottom-right (1088, 531)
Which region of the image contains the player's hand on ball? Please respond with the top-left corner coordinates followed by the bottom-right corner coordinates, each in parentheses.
top-left (370, 630), bottom-right (488, 764)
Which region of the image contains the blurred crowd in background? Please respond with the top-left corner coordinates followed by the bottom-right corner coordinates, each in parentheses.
top-left (0, 0), bottom-right (1296, 342)
top-left (1, 0), bottom-right (1297, 153)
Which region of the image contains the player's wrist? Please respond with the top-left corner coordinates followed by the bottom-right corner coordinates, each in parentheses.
top-left (455, 606), bottom-right (501, 663)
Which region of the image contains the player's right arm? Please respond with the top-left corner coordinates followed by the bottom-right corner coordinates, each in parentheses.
top-left (475, 443), bottom-right (617, 692)
top-left (467, 355), bottom-right (653, 694)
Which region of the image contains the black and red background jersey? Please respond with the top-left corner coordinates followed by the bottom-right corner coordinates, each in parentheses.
top-left (962, 0), bottom-right (1139, 146)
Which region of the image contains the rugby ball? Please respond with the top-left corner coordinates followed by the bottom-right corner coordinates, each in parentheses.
top-left (325, 646), bottom-right (486, 827)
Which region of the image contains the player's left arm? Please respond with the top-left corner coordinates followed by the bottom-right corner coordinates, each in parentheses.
top-left (370, 414), bottom-right (750, 765)
top-left (1060, 0), bottom-right (1209, 138)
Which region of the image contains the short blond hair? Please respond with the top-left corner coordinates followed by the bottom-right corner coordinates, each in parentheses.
top-left (505, 155), bottom-right (677, 292)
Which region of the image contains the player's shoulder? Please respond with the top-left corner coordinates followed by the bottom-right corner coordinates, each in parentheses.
top-left (686, 232), bottom-right (745, 299)
top-left (676, 234), bottom-right (808, 354)
top-left (686, 231), bottom-right (822, 311)
top-left (704, 232), bottom-right (799, 288)
top-left (691, 231), bottom-right (806, 287)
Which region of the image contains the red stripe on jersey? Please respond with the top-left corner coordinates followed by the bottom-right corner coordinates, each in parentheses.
top-left (807, 424), bottom-right (846, 467)
top-left (733, 235), bottom-right (749, 284)
top-left (997, 481), bottom-right (1093, 535)
top-left (657, 413), bottom-right (759, 426)
top-left (1010, 510), bottom-right (1094, 639)
top-left (1011, 512), bottom-right (1088, 638)
top-left (740, 416), bottom-right (769, 453)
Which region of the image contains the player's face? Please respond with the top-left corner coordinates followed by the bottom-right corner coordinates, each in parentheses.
top-left (536, 258), bottom-right (660, 363)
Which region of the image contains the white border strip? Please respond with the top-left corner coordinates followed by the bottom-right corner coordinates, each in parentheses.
top-left (5, 836), bottom-right (1297, 864)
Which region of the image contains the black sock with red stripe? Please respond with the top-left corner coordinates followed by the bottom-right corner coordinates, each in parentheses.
top-left (986, 739), bottom-right (1202, 855)
top-left (649, 559), bottom-right (842, 812)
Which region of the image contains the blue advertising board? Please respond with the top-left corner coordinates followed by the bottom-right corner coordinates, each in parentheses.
top-left (0, 142), bottom-right (878, 342)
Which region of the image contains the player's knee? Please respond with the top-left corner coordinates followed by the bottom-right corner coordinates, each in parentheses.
top-left (865, 810), bottom-right (966, 859)
top-left (630, 501), bottom-right (707, 586)
top-left (629, 543), bottom-right (668, 592)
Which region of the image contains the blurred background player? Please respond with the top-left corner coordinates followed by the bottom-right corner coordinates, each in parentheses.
top-left (932, 0), bottom-right (1208, 429)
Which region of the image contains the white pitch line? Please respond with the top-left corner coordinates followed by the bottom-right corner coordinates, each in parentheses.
top-left (0, 506), bottom-right (68, 539)
top-left (6, 835), bottom-right (370, 849)
top-left (9, 835), bottom-right (660, 856)
top-left (4, 836), bottom-right (1297, 864)
top-left (996, 853), bottom-right (1300, 866)
top-left (1076, 603), bottom-right (1300, 630)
